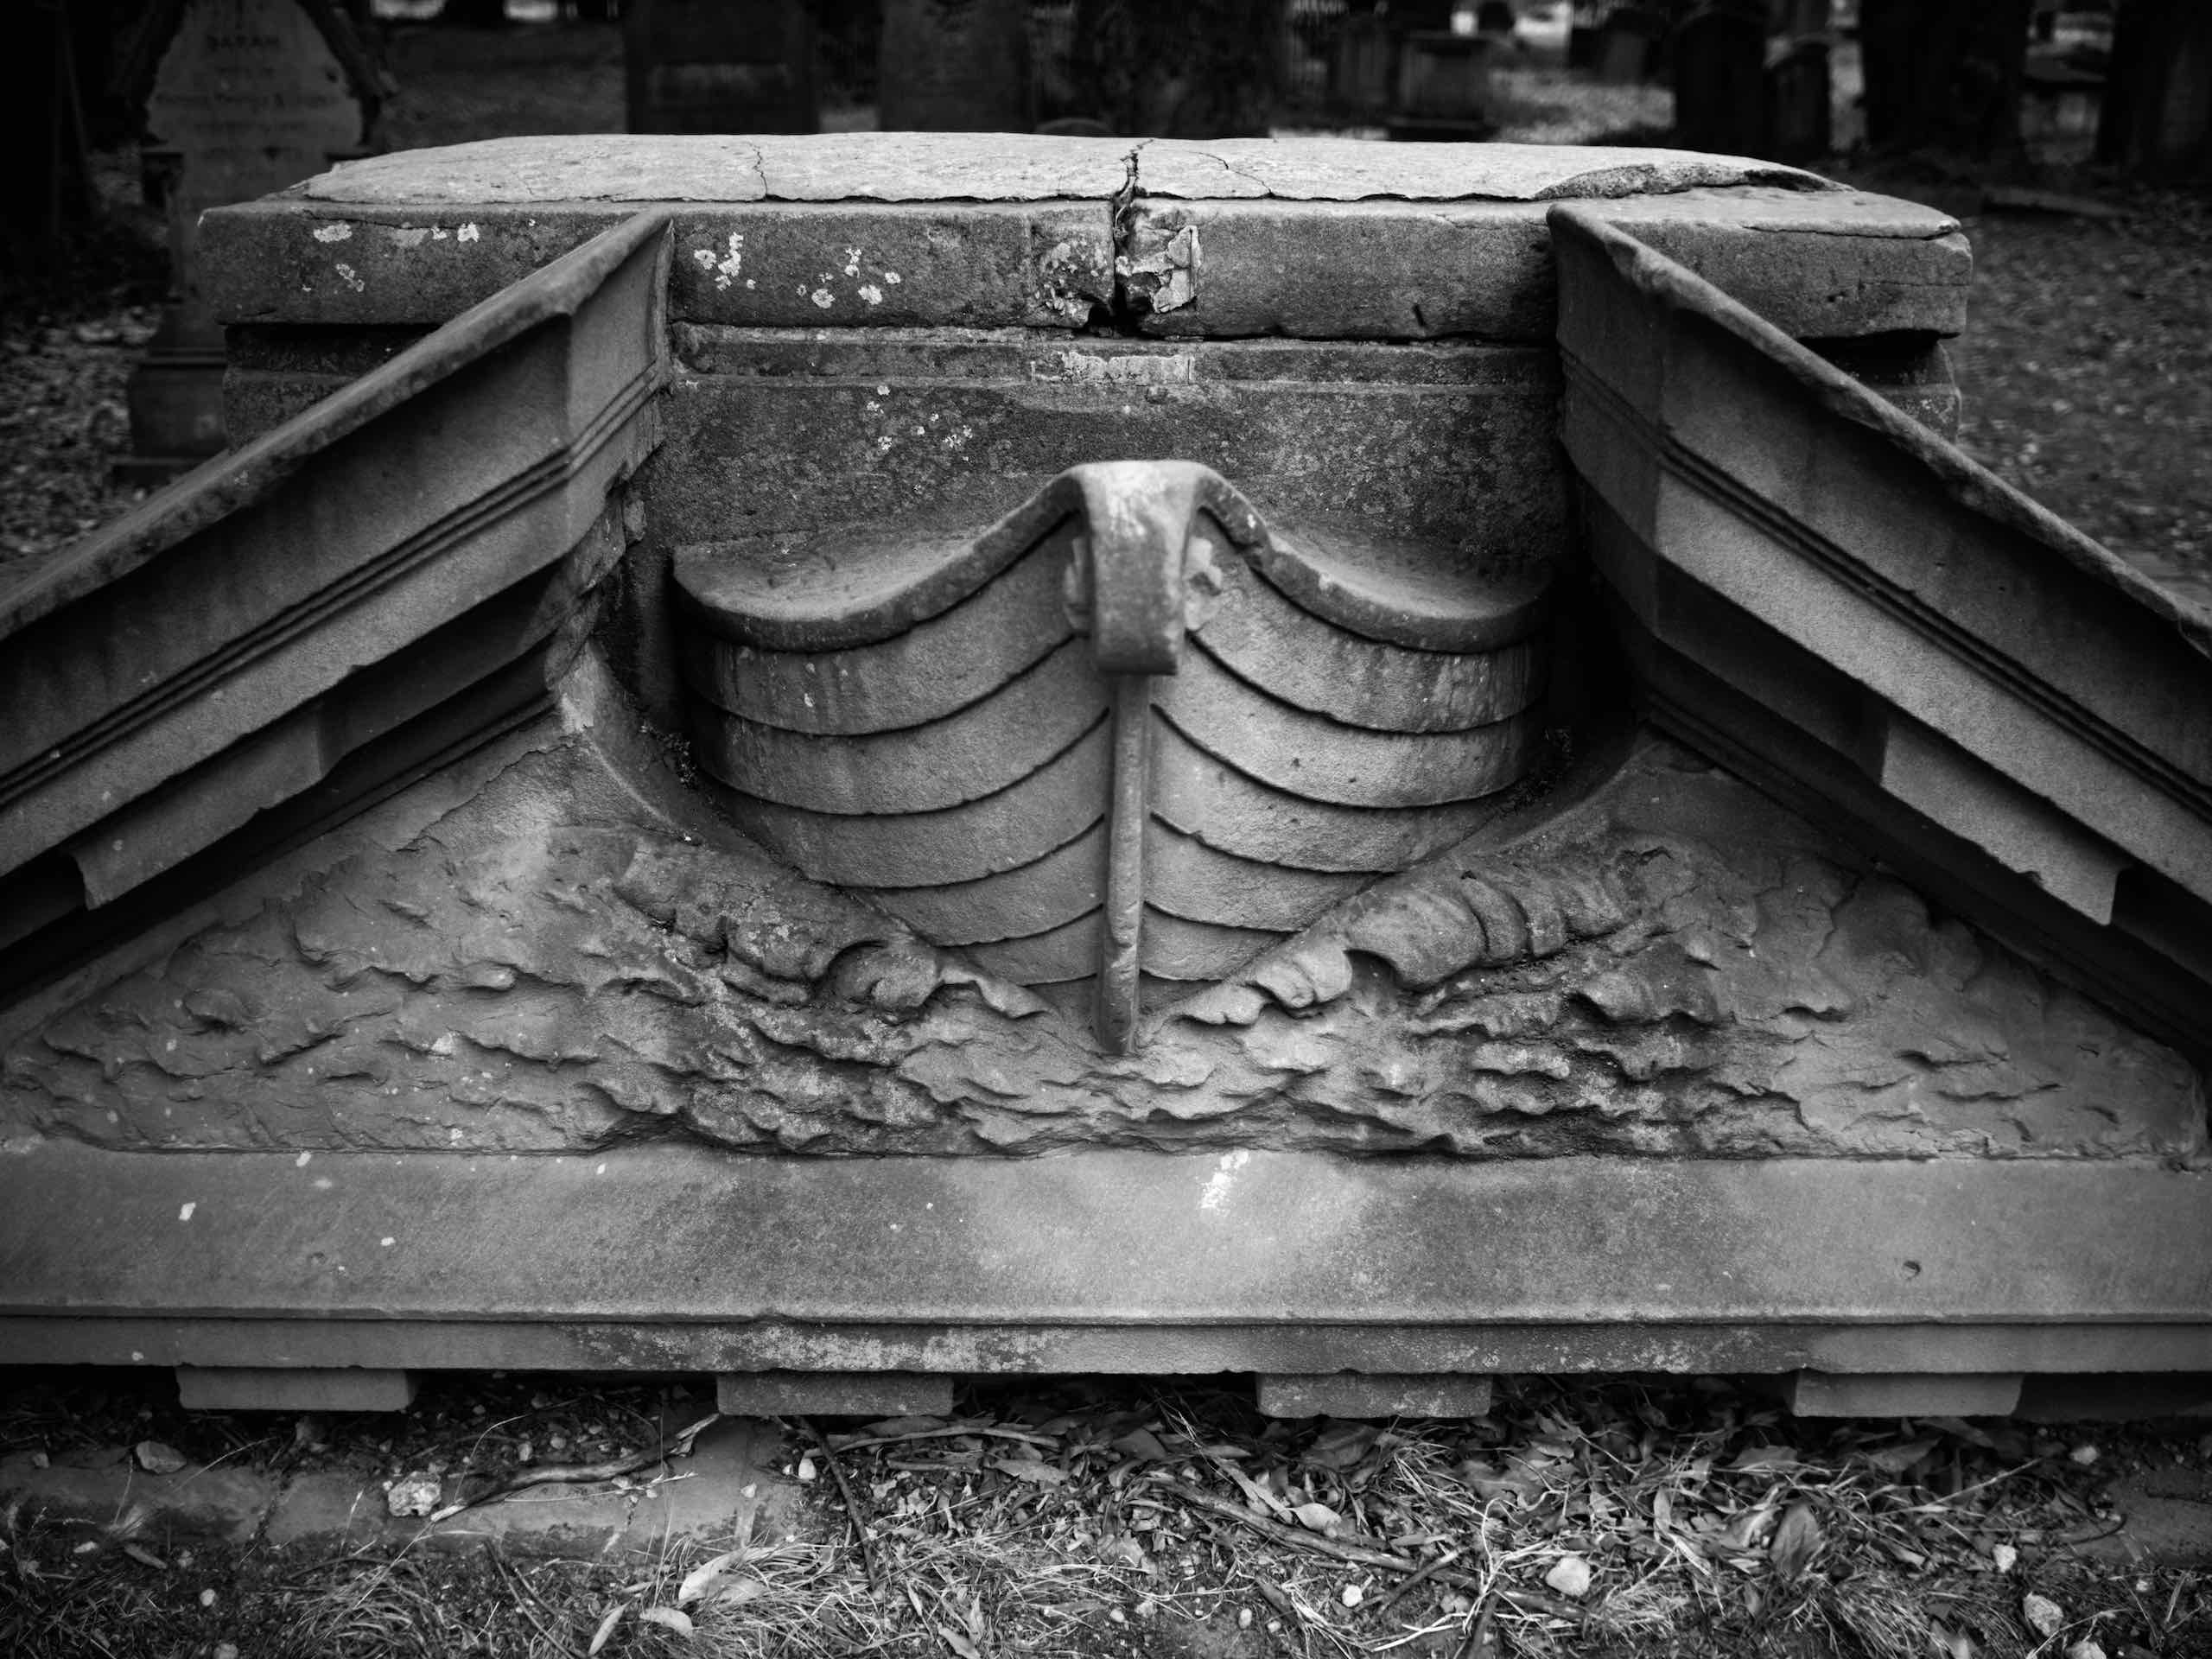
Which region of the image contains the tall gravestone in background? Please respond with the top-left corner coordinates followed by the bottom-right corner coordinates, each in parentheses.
top-left (1672, 3), bottom-right (1767, 156)
top-left (625, 0), bottom-right (817, 136)
top-left (120, 0), bottom-right (385, 480)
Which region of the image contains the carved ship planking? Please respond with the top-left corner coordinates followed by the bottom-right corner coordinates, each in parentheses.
top-left (675, 463), bottom-right (1550, 1046)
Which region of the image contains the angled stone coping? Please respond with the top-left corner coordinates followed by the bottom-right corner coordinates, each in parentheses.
top-left (1, 1142), bottom-right (2207, 1380)
top-left (0, 212), bottom-right (671, 894)
top-left (201, 136), bottom-right (1962, 340)
top-left (294, 133), bottom-right (1835, 207)
top-left (1552, 206), bottom-right (2212, 918)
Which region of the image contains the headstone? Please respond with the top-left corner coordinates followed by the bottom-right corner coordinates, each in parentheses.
top-left (1597, 3), bottom-right (1665, 84)
top-left (625, 0), bottom-right (817, 136)
top-left (1672, 3), bottom-right (1767, 155)
top-left (1567, 1), bottom-right (1604, 69)
top-left (1389, 31), bottom-right (1495, 138)
top-left (1764, 36), bottom-right (1830, 161)
top-left (1332, 11), bottom-right (1395, 114)
top-left (123, 0), bottom-right (382, 479)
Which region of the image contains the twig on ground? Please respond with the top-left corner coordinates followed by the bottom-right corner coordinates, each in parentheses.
top-left (486, 1547), bottom-right (568, 1656)
top-left (428, 1413), bottom-right (720, 1522)
top-left (1454, 1592), bottom-right (1500, 1658)
top-left (804, 1415), bottom-right (886, 1598)
top-left (1371, 1545), bottom-right (1465, 1619)
top-left (1158, 1487), bottom-right (1583, 1621)
top-left (827, 1425), bottom-right (1058, 1453)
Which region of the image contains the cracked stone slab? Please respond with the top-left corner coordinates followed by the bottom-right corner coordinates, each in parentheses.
top-left (294, 133), bottom-right (1834, 208)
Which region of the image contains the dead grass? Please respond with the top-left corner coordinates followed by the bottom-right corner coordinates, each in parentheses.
top-left (7, 1376), bottom-right (2209, 1659)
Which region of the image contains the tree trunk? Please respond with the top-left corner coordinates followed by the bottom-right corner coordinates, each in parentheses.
top-left (877, 0), bottom-right (1031, 131)
top-left (2097, 0), bottom-right (2212, 180)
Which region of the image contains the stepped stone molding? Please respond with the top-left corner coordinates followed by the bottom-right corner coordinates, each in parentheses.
top-left (1551, 204), bottom-right (2212, 1064)
top-left (0, 212), bottom-right (673, 932)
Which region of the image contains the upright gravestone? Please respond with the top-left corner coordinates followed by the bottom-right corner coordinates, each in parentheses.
top-left (1597, 5), bottom-right (1665, 85)
top-left (1390, 32), bottom-right (1496, 139)
top-left (1765, 37), bottom-right (1830, 160)
top-left (1672, 3), bottom-right (1767, 155)
top-left (625, 0), bottom-right (817, 136)
top-left (121, 0), bottom-right (384, 479)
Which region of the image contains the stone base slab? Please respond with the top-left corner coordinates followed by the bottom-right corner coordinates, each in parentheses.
top-left (1, 1143), bottom-right (2205, 1385)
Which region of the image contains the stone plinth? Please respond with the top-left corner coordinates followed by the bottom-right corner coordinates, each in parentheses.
top-left (0, 137), bottom-right (2202, 1410)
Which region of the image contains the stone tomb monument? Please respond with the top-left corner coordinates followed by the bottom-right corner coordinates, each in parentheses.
top-left (0, 136), bottom-right (2207, 1421)
top-left (118, 0), bottom-right (386, 476)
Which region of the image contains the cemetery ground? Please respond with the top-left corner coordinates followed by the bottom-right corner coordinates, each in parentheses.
top-left (3, 1369), bottom-right (2212, 1659)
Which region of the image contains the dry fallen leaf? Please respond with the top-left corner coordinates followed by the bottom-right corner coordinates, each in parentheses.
top-left (1303, 1424), bottom-right (1382, 1471)
top-left (677, 1547), bottom-right (745, 1605)
top-left (991, 1456), bottom-right (1066, 1486)
top-left (1769, 1503), bottom-right (1822, 1580)
top-left (1728, 1446), bottom-right (1800, 1471)
top-left (1112, 1427), bottom-right (1170, 1463)
top-left (1866, 1437), bottom-right (1939, 1476)
top-left (639, 1605), bottom-right (694, 1638)
top-left (1290, 1502), bottom-right (1341, 1535)
top-left (1711, 1508), bottom-right (1777, 1554)
top-left (586, 1605), bottom-right (625, 1657)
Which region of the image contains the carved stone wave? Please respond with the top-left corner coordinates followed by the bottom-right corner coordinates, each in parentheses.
top-left (4, 664), bottom-right (2197, 1166)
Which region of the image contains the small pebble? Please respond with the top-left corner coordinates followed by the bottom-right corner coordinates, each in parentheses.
top-left (200, 1589), bottom-right (217, 1608)
top-left (1237, 1608), bottom-right (1253, 1629)
top-left (2069, 1443), bottom-right (2101, 1466)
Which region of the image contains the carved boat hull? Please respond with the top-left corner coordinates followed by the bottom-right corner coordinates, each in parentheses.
top-left (676, 464), bottom-right (1550, 1040)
